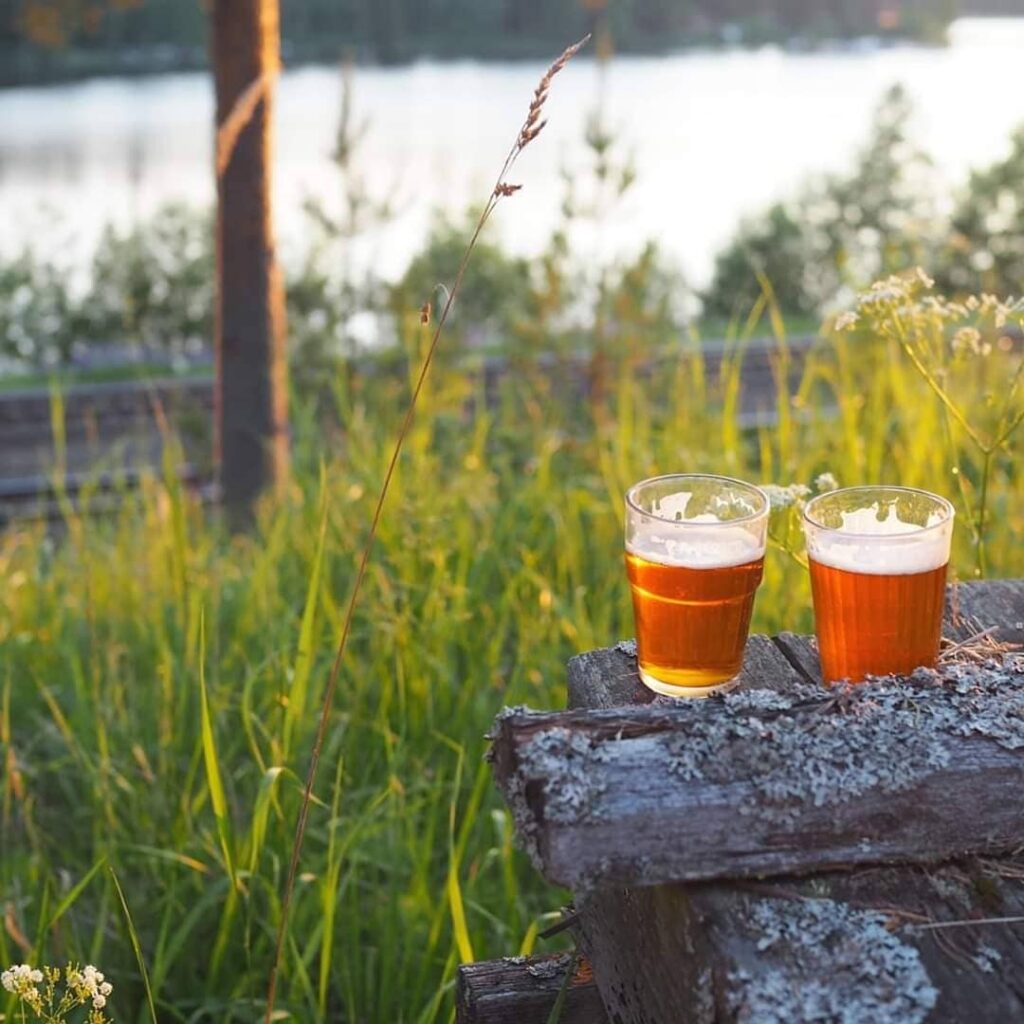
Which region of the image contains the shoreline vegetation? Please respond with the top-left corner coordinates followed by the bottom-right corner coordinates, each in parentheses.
top-left (3, 82), bottom-right (1023, 383)
top-left (1, 0), bottom-right (959, 89)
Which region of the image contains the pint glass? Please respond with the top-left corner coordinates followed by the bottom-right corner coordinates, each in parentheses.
top-left (625, 474), bottom-right (769, 697)
top-left (802, 486), bottom-right (954, 684)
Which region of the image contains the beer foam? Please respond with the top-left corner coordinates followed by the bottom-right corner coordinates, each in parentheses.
top-left (628, 515), bottom-right (766, 569)
top-left (806, 504), bottom-right (951, 575)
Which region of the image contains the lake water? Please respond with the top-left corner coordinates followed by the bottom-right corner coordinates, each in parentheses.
top-left (2, 17), bottom-right (1024, 288)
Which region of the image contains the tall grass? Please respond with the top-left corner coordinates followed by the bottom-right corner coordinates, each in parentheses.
top-left (2, 296), bottom-right (1024, 1021)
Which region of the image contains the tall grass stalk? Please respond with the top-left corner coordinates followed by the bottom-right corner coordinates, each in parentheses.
top-left (263, 35), bottom-right (590, 1021)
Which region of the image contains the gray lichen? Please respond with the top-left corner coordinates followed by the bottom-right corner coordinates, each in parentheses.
top-left (973, 944), bottom-right (1003, 974)
top-left (493, 654), bottom-right (1024, 843)
top-left (729, 897), bottom-right (937, 1024)
top-left (615, 638), bottom-right (638, 657)
top-left (517, 728), bottom-right (608, 824)
top-left (525, 953), bottom-right (573, 980)
top-left (652, 661), bottom-right (1023, 823)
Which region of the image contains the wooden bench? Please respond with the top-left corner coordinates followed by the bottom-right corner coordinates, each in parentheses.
top-left (459, 579), bottom-right (1024, 1023)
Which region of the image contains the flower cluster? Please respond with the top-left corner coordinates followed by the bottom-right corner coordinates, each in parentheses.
top-left (762, 483), bottom-right (811, 510)
top-left (2, 961), bottom-right (113, 1023)
top-left (1, 963), bottom-right (44, 1011)
top-left (833, 267), bottom-right (1024, 346)
top-left (68, 964), bottom-right (113, 1010)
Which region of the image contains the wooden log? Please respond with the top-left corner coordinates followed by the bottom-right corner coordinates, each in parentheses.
top-left (576, 858), bottom-right (1024, 1024)
top-left (556, 581), bottom-right (1024, 1023)
top-left (494, 580), bottom-right (1024, 891)
top-left (455, 953), bottom-right (607, 1024)
top-left (494, 661), bottom-right (1024, 889)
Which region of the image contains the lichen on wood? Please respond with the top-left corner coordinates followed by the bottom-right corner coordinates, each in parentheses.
top-left (727, 897), bottom-right (938, 1024)
top-left (491, 653), bottom-right (1024, 887)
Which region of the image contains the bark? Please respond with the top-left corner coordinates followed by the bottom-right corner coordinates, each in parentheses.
top-left (456, 953), bottom-right (607, 1024)
top-left (491, 582), bottom-right (1024, 892)
top-left (210, 0), bottom-right (289, 524)
top-left (558, 579), bottom-right (1024, 1023)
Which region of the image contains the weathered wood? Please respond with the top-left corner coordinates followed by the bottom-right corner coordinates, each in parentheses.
top-left (576, 859), bottom-right (1024, 1024)
top-left (543, 579), bottom-right (1024, 1022)
top-left (494, 657), bottom-right (1024, 889)
top-left (948, 579), bottom-right (1024, 643)
top-left (566, 633), bottom-right (798, 710)
top-left (455, 953), bottom-right (607, 1024)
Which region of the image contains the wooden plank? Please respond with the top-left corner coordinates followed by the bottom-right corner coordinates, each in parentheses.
top-left (566, 633), bottom-right (798, 710)
top-left (456, 953), bottom-right (607, 1024)
top-left (948, 579), bottom-right (1024, 643)
top-left (493, 662), bottom-right (1024, 889)
top-left (552, 580), bottom-right (1024, 1022)
top-left (576, 859), bottom-right (1024, 1024)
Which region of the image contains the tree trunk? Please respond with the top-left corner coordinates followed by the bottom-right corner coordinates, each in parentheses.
top-left (210, 0), bottom-right (289, 525)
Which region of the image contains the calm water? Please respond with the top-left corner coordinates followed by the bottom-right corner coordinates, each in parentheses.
top-left (2, 17), bottom-right (1024, 287)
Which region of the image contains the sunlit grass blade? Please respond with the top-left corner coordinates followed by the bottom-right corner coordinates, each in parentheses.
top-left (198, 612), bottom-right (237, 889)
top-left (109, 865), bottom-right (159, 1024)
top-left (283, 466), bottom-right (329, 759)
top-left (46, 855), bottom-right (108, 930)
top-left (247, 765), bottom-right (287, 874)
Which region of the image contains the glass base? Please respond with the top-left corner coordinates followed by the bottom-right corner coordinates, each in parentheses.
top-left (638, 668), bottom-right (740, 699)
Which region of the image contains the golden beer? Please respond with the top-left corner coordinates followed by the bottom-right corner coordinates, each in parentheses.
top-left (625, 475), bottom-right (769, 697)
top-left (808, 561), bottom-right (947, 683)
top-left (803, 486), bottom-right (954, 685)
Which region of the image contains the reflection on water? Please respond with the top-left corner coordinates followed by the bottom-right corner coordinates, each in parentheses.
top-left (2, 18), bottom-right (1024, 286)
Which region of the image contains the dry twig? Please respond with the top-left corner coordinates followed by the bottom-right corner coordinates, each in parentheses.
top-left (940, 617), bottom-right (1023, 666)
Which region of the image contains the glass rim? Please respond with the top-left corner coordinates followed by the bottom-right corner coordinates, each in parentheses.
top-left (625, 473), bottom-right (769, 527)
top-left (802, 484), bottom-right (955, 537)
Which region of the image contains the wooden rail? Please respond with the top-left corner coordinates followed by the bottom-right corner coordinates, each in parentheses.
top-left (0, 336), bottom-right (816, 516)
top-left (456, 953), bottom-right (606, 1024)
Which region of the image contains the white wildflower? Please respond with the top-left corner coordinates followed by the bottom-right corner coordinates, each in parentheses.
top-left (762, 483), bottom-right (811, 510)
top-left (814, 472), bottom-right (839, 493)
top-left (68, 963), bottom-right (113, 1006)
top-left (914, 267), bottom-right (935, 288)
top-left (1, 964), bottom-right (44, 1011)
top-left (952, 327), bottom-right (990, 356)
top-left (833, 311), bottom-right (858, 331)
top-left (1, 963), bottom-right (44, 991)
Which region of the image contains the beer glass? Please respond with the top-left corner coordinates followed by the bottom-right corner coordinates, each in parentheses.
top-left (625, 474), bottom-right (769, 697)
top-left (802, 485), bottom-right (954, 684)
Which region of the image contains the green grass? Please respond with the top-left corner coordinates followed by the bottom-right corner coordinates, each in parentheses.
top-left (0, 363), bottom-right (213, 393)
top-left (2, 313), bottom-right (1023, 1021)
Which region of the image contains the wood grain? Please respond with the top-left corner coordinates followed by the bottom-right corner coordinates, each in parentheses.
top-left (576, 859), bottom-right (1024, 1024)
top-left (556, 579), bottom-right (1024, 1022)
top-left (455, 953), bottom-right (607, 1024)
top-left (494, 677), bottom-right (1024, 888)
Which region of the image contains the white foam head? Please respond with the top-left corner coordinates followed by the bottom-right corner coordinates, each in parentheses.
top-left (805, 502), bottom-right (952, 575)
top-left (627, 489), bottom-right (767, 570)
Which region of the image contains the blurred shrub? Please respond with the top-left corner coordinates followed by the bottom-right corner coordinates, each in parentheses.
top-left (4, 80), bottom-right (1024, 376)
top-left (389, 208), bottom-right (534, 351)
top-left (935, 127), bottom-right (1024, 299)
top-left (703, 84), bottom-right (940, 319)
top-left (85, 202), bottom-right (214, 362)
top-left (0, 247), bottom-right (82, 367)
